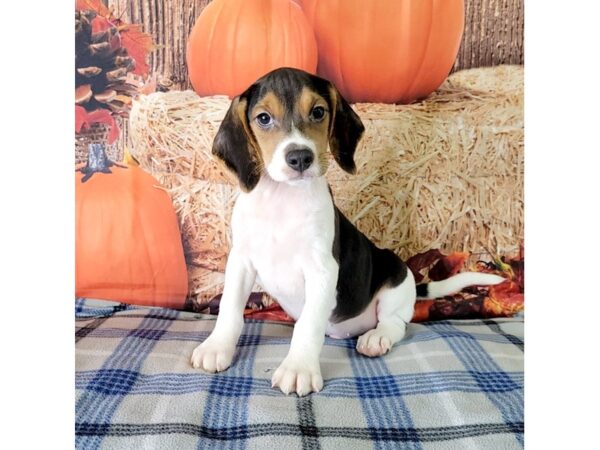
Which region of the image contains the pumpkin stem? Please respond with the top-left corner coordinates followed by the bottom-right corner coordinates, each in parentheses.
top-left (78, 143), bottom-right (127, 182)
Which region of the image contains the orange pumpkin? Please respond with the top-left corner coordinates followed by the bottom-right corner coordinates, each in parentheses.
top-left (186, 0), bottom-right (318, 98)
top-left (76, 144), bottom-right (188, 308)
top-left (300, 0), bottom-right (465, 104)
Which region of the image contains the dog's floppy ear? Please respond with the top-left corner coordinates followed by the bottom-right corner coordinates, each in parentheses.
top-left (327, 86), bottom-right (365, 174)
top-left (212, 96), bottom-right (261, 192)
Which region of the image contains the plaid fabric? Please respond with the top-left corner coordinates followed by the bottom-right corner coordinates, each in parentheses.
top-left (75, 298), bottom-right (524, 449)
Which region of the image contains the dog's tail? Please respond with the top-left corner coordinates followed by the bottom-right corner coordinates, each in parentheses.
top-left (416, 272), bottom-right (505, 299)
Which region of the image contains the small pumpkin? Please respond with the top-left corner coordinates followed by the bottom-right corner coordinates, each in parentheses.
top-left (76, 144), bottom-right (188, 308)
top-left (186, 0), bottom-right (318, 98)
top-left (299, 0), bottom-right (465, 104)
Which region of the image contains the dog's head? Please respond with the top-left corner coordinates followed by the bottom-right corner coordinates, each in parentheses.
top-left (212, 67), bottom-right (365, 191)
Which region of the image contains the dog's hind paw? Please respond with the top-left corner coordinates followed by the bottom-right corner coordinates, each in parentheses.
top-left (356, 329), bottom-right (394, 357)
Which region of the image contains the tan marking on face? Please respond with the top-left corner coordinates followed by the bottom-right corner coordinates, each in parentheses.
top-left (249, 88), bottom-right (333, 177)
top-left (235, 97), bottom-right (262, 164)
top-left (249, 92), bottom-right (287, 167)
top-left (327, 85), bottom-right (339, 135)
top-left (296, 87), bottom-right (331, 175)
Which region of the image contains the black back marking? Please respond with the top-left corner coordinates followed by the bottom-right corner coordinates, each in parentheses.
top-left (330, 206), bottom-right (408, 323)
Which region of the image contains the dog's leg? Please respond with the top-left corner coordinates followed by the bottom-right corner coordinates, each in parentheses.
top-left (271, 256), bottom-right (338, 396)
top-left (191, 250), bottom-right (255, 372)
top-left (356, 270), bottom-right (416, 357)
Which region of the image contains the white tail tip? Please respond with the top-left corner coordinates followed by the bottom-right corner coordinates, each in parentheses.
top-left (425, 272), bottom-right (505, 299)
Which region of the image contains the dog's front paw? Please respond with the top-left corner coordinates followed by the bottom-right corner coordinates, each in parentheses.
top-left (271, 357), bottom-right (323, 396)
top-left (191, 339), bottom-right (235, 373)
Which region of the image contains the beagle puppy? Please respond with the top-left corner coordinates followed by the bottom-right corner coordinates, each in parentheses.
top-left (191, 67), bottom-right (503, 396)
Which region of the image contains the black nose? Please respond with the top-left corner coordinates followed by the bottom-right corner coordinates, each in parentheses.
top-left (285, 148), bottom-right (314, 173)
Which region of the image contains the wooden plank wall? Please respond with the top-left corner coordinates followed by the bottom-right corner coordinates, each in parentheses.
top-left (108, 0), bottom-right (524, 91)
top-left (458, 0), bottom-right (524, 71)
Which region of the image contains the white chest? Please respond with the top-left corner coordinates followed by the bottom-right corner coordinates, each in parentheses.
top-left (231, 176), bottom-right (335, 319)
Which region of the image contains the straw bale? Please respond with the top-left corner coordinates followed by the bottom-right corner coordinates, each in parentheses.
top-left (149, 172), bottom-right (233, 303)
top-left (129, 93), bottom-right (233, 183)
top-left (130, 65), bottom-right (523, 305)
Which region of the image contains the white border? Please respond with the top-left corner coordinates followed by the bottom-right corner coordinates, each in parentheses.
top-left (2, 0), bottom-right (599, 447)
top-left (526, 1), bottom-right (600, 447)
top-left (1, 1), bottom-right (73, 448)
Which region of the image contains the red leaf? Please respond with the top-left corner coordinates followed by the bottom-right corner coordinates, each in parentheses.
top-left (509, 259), bottom-right (524, 291)
top-left (429, 252), bottom-right (469, 281)
top-left (483, 294), bottom-right (524, 317)
top-left (76, 0), bottom-right (109, 16)
top-left (483, 280), bottom-right (524, 316)
top-left (406, 249), bottom-right (443, 283)
top-left (75, 106), bottom-right (120, 144)
top-left (244, 304), bottom-right (295, 323)
top-left (75, 105), bottom-right (88, 133)
top-left (489, 279), bottom-right (521, 299)
top-left (117, 24), bottom-right (153, 76)
top-left (504, 248), bottom-right (525, 292)
top-left (411, 300), bottom-right (435, 322)
top-left (84, 108), bottom-right (112, 126)
top-left (91, 15), bottom-right (113, 34)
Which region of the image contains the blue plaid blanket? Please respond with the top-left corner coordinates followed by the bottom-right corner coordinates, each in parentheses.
top-left (75, 298), bottom-right (524, 449)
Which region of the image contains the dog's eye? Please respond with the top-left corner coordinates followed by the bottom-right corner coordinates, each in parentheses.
top-left (310, 106), bottom-right (326, 122)
top-left (256, 113), bottom-right (273, 128)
